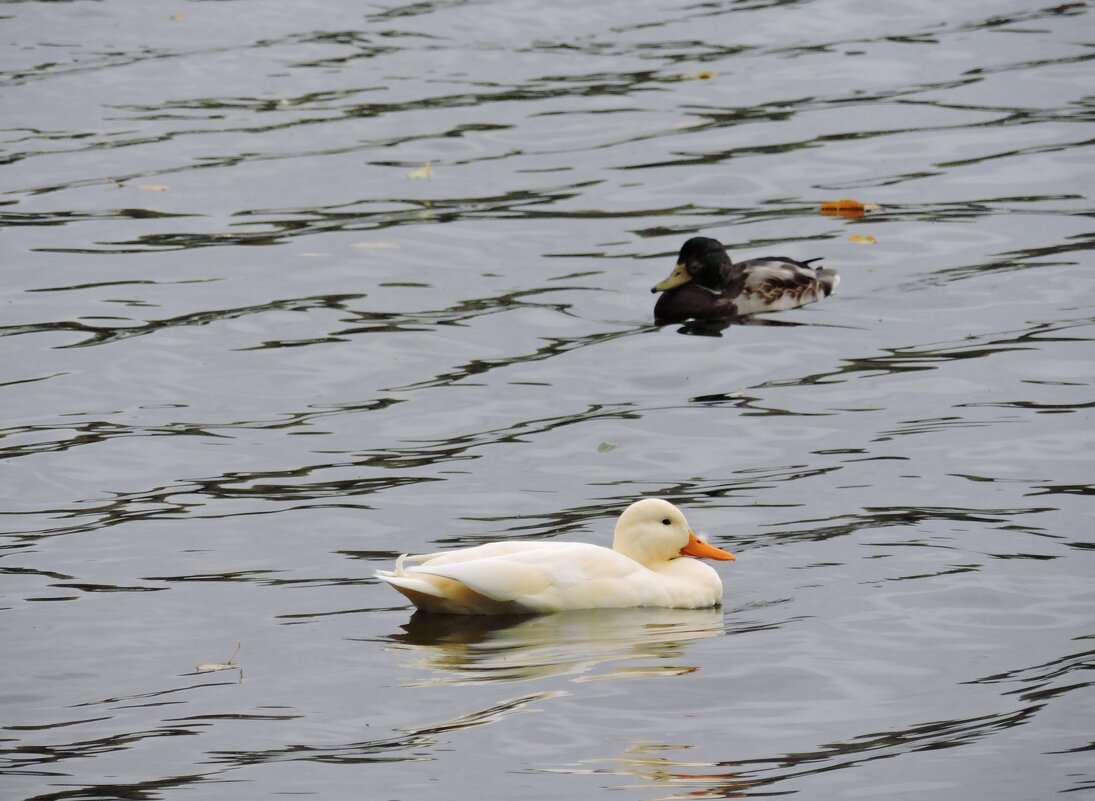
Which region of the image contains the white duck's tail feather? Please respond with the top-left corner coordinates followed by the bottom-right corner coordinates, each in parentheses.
top-left (374, 570), bottom-right (448, 598)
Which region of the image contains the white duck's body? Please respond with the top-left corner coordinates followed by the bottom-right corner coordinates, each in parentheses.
top-left (375, 499), bottom-right (735, 615)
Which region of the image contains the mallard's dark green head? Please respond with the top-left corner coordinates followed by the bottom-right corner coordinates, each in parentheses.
top-left (652, 237), bottom-right (732, 292)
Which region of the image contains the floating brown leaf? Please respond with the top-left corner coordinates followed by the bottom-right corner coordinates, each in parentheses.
top-left (821, 199), bottom-right (866, 218)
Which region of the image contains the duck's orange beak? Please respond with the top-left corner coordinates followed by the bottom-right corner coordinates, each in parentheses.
top-left (680, 531), bottom-right (735, 561)
top-left (652, 261), bottom-right (692, 293)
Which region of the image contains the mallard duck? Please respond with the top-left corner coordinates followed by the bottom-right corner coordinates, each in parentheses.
top-left (652, 236), bottom-right (839, 323)
top-left (374, 498), bottom-right (735, 615)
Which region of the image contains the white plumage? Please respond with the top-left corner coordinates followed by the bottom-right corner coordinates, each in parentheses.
top-left (375, 498), bottom-right (735, 615)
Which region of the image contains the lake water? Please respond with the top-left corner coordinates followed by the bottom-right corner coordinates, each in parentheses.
top-left (2, 1), bottom-right (1093, 799)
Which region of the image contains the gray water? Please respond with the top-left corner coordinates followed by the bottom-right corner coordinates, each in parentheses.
top-left (2, 1), bottom-right (1093, 799)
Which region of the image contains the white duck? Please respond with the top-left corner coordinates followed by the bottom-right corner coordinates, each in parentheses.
top-left (374, 498), bottom-right (735, 615)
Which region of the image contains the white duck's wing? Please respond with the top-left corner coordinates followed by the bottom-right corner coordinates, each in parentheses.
top-left (374, 542), bottom-right (550, 602)
top-left (412, 556), bottom-right (554, 601)
top-left (410, 542), bottom-right (656, 610)
top-left (734, 257), bottom-right (839, 314)
top-left (399, 540), bottom-right (548, 568)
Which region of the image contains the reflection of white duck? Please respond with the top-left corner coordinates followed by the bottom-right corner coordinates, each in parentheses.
top-left (392, 607), bottom-right (725, 684)
top-left (375, 499), bottom-right (735, 614)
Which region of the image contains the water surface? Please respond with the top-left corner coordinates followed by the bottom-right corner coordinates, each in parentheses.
top-left (2, 1), bottom-right (1093, 799)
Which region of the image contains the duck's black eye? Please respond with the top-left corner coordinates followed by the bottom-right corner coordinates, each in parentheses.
top-left (662, 518), bottom-right (671, 525)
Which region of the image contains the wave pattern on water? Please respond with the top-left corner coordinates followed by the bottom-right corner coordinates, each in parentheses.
top-left (2, 1), bottom-right (1093, 800)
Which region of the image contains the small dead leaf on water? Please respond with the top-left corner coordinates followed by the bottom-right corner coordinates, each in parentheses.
top-left (674, 71), bottom-right (717, 81)
top-left (352, 241), bottom-right (401, 249)
top-left (137, 184), bottom-right (169, 192)
top-left (196, 642), bottom-right (240, 673)
top-left (406, 163), bottom-right (432, 180)
top-left (849, 234), bottom-right (877, 244)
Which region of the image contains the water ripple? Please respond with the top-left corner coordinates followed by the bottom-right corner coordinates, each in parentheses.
top-left (3, 1), bottom-right (1093, 799)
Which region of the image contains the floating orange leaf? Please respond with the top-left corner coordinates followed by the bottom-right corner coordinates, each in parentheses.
top-left (821, 199), bottom-right (866, 218)
top-left (849, 234), bottom-right (876, 244)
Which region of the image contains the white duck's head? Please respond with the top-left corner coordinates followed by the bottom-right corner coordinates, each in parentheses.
top-left (612, 498), bottom-right (735, 567)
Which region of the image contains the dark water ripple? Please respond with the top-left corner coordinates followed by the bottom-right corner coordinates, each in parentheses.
top-left (3, 1), bottom-right (1094, 800)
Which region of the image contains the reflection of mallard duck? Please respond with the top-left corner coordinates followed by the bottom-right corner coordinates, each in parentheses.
top-left (652, 236), bottom-right (839, 323)
top-left (375, 499), bottom-right (735, 615)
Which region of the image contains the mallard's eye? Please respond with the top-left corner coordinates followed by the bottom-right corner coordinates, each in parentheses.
top-left (661, 518), bottom-right (671, 525)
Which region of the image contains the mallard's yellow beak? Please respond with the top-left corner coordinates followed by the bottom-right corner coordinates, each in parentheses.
top-left (652, 262), bottom-right (692, 293)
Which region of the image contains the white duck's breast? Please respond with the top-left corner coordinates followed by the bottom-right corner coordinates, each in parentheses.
top-left (654, 557), bottom-right (725, 609)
